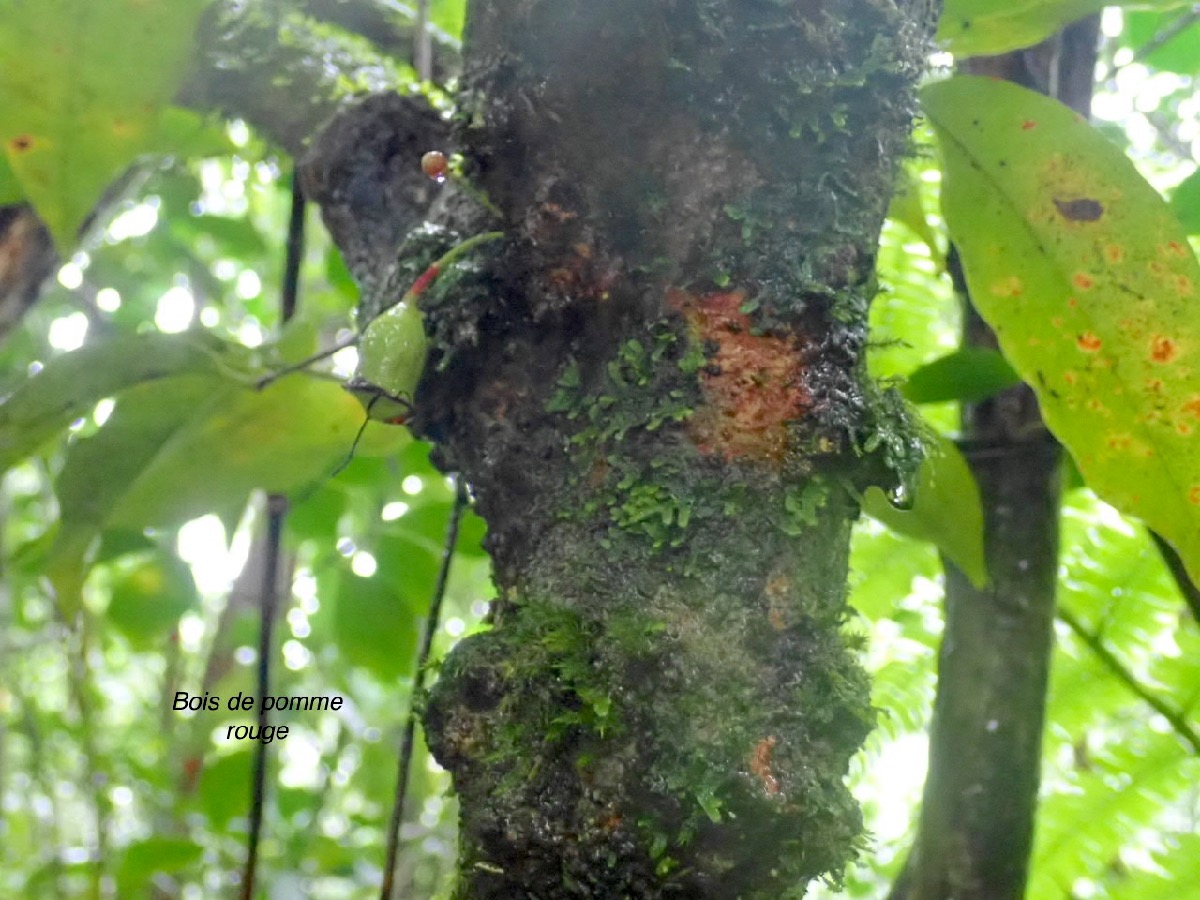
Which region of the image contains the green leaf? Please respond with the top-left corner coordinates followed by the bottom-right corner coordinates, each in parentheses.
top-left (0, 331), bottom-right (239, 472)
top-left (116, 836), bottom-right (202, 894)
top-left (106, 375), bottom-right (408, 528)
top-left (106, 552), bottom-right (198, 650)
top-left (938, 0), bottom-right (1187, 58)
top-left (862, 433), bottom-right (988, 588)
top-left (45, 372), bottom-right (406, 614)
top-left (903, 348), bottom-right (1022, 405)
top-left (887, 160), bottom-right (942, 264)
top-left (925, 75), bottom-right (1200, 586)
top-left (333, 567), bottom-right (419, 681)
top-left (0, 0), bottom-right (210, 248)
top-left (1124, 9), bottom-right (1200, 75)
top-left (0, 152), bottom-right (23, 204)
top-left (1168, 167), bottom-right (1200, 235)
top-left (45, 375), bottom-right (221, 614)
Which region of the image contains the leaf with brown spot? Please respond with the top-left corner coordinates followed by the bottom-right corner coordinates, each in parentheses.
top-left (925, 75), bottom-right (1200, 584)
top-left (1054, 197), bottom-right (1104, 222)
top-left (0, 0), bottom-right (209, 249)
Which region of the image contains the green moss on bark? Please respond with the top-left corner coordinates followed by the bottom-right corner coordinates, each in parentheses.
top-left (409, 1), bottom-right (931, 896)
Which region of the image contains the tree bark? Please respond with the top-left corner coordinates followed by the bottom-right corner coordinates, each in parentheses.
top-left (893, 17), bottom-right (1099, 900)
top-left (326, 1), bottom-right (936, 896)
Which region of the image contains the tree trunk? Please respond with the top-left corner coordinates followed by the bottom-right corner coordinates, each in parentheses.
top-left (384, 3), bottom-right (935, 896)
top-left (893, 17), bottom-right (1099, 900)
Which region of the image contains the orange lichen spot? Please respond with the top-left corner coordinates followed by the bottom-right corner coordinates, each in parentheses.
top-left (1104, 245), bottom-right (1125, 263)
top-left (1167, 241), bottom-right (1189, 258)
top-left (1072, 272), bottom-right (1095, 290)
top-left (1067, 297), bottom-right (1078, 308)
top-left (1182, 396), bottom-right (1200, 419)
top-left (1178, 422), bottom-right (1193, 436)
top-left (8, 134), bottom-right (33, 153)
top-left (1063, 371), bottom-right (1078, 385)
top-left (989, 275), bottom-right (1023, 297)
top-left (1176, 275), bottom-right (1194, 296)
top-left (750, 736), bottom-right (781, 796)
top-left (1108, 434), bottom-right (1132, 451)
top-left (1022, 119), bottom-right (1038, 130)
top-left (1077, 332), bottom-right (1102, 352)
top-left (1191, 486), bottom-right (1200, 505)
top-left (669, 288), bottom-right (808, 463)
top-left (1150, 335), bottom-right (1179, 364)
top-left (1087, 398), bottom-right (1104, 411)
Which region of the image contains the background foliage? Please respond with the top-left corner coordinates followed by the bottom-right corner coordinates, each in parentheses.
top-left (1, 0), bottom-right (1199, 898)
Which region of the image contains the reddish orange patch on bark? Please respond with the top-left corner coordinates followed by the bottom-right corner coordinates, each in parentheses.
top-left (1182, 396), bottom-right (1200, 419)
top-left (1191, 487), bottom-right (1200, 505)
top-left (750, 736), bottom-right (781, 796)
top-left (1077, 332), bottom-right (1101, 352)
top-left (1063, 371), bottom-right (1077, 385)
top-left (1177, 275), bottom-right (1194, 296)
top-left (1150, 335), bottom-right (1179, 363)
top-left (670, 288), bottom-right (808, 462)
top-left (1021, 120), bottom-right (1038, 130)
top-left (1067, 297), bottom-right (1078, 308)
top-left (1105, 245), bottom-right (1124, 263)
top-left (8, 134), bottom-right (33, 153)
top-left (1072, 272), bottom-right (1094, 290)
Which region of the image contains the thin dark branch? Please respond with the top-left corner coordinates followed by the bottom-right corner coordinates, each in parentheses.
top-left (282, 176), bottom-right (307, 322)
top-left (1151, 530), bottom-right (1200, 626)
top-left (380, 478), bottom-right (468, 900)
top-left (1131, 9), bottom-right (1200, 66)
top-left (239, 173), bottom-right (305, 900)
top-left (1058, 606), bottom-right (1200, 756)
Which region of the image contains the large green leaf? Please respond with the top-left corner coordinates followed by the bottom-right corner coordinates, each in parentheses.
top-left (903, 347), bottom-right (1022, 405)
top-left (0, 0), bottom-right (209, 247)
top-left (46, 372), bottom-right (406, 614)
top-left (938, 0), bottom-right (1186, 57)
top-left (0, 331), bottom-right (239, 471)
top-left (862, 433), bottom-right (988, 588)
top-left (925, 76), bottom-right (1200, 585)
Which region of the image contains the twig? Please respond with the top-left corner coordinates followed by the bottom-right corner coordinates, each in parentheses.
top-left (1150, 531), bottom-right (1200, 627)
top-left (1131, 8), bottom-right (1200, 67)
top-left (1058, 606), bottom-right (1200, 756)
top-left (380, 477), bottom-right (468, 900)
top-left (239, 173), bottom-right (305, 900)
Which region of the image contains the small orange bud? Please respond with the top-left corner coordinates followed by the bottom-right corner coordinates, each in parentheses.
top-left (421, 150), bottom-right (448, 181)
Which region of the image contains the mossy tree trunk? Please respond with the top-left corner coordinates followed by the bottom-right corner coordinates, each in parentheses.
top-left (369, 2), bottom-right (930, 896)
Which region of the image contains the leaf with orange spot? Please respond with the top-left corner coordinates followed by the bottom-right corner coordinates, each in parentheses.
top-left (0, 0), bottom-right (209, 249)
top-left (924, 76), bottom-right (1200, 583)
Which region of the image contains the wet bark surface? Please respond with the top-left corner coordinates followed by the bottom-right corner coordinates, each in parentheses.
top-left (306, 1), bottom-right (932, 896)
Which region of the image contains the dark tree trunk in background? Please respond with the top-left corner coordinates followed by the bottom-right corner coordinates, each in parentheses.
top-left (373, 1), bottom-right (935, 896)
top-left (893, 17), bottom-right (1099, 900)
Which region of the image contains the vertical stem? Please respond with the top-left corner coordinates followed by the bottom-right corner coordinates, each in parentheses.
top-left (414, 0), bottom-right (432, 82)
top-left (239, 172), bottom-right (304, 900)
top-left (380, 478), bottom-right (466, 900)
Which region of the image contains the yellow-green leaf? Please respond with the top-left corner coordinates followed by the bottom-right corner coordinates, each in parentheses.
top-left (938, 0), bottom-right (1186, 58)
top-left (924, 75), bottom-right (1200, 584)
top-left (0, 0), bottom-right (210, 248)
